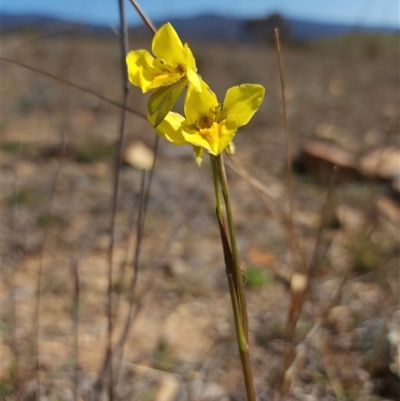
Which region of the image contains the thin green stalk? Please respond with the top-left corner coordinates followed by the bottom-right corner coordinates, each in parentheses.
top-left (227, 274), bottom-right (256, 400)
top-left (210, 154), bottom-right (256, 401)
top-left (215, 154), bottom-right (249, 337)
top-left (210, 154), bottom-right (223, 222)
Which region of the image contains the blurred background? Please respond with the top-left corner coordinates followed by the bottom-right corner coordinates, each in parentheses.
top-left (2, 1), bottom-right (399, 400)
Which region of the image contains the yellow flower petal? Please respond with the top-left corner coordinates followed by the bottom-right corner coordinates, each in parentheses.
top-left (145, 71), bottom-right (185, 91)
top-left (186, 69), bottom-right (202, 93)
top-left (222, 84), bottom-right (265, 127)
top-left (184, 80), bottom-right (219, 126)
top-left (193, 146), bottom-right (204, 167)
top-left (127, 23), bottom-right (200, 99)
top-left (226, 141), bottom-right (236, 155)
top-left (152, 23), bottom-right (185, 66)
top-left (181, 124), bottom-right (212, 153)
top-left (216, 115), bottom-right (238, 154)
top-left (183, 44), bottom-right (197, 73)
top-left (200, 122), bottom-right (221, 155)
top-left (150, 112), bottom-right (187, 145)
top-left (182, 116), bottom-right (238, 156)
top-left (183, 45), bottom-right (201, 92)
top-left (127, 50), bottom-right (160, 92)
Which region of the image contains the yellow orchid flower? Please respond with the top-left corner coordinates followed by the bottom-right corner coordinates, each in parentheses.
top-left (126, 23), bottom-right (201, 94)
top-left (152, 80), bottom-right (265, 166)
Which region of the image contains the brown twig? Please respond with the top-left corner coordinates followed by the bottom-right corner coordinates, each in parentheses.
top-left (127, 0), bottom-right (157, 34)
top-left (118, 187), bottom-right (200, 356)
top-left (114, 191), bottom-right (140, 313)
top-left (94, 3), bottom-right (160, 395)
top-left (273, 30), bottom-right (344, 399)
top-left (102, 0), bottom-right (131, 398)
top-left (308, 166), bottom-right (338, 277)
top-left (280, 273), bottom-right (348, 396)
top-left (94, 187), bottom-right (199, 393)
top-left (274, 28), bottom-right (304, 272)
top-left (273, 28), bottom-right (304, 395)
top-left (226, 155), bottom-right (287, 234)
top-left (280, 165), bottom-right (339, 398)
top-left (105, 169), bottom-right (146, 391)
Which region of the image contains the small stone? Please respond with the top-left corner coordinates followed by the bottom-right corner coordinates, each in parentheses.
top-left (16, 161), bottom-right (38, 177)
top-left (335, 204), bottom-right (365, 232)
top-left (328, 79), bottom-right (344, 96)
top-left (382, 103), bottom-right (397, 118)
top-left (315, 123), bottom-right (357, 149)
top-left (300, 140), bottom-right (359, 184)
top-left (0, 151), bottom-right (14, 167)
top-left (155, 374), bottom-right (180, 401)
top-left (123, 141), bottom-right (154, 170)
top-left (388, 310), bottom-right (400, 378)
top-left (363, 130), bottom-right (380, 146)
top-left (290, 272), bottom-right (308, 294)
top-left (0, 344), bottom-right (13, 378)
top-left (359, 147), bottom-right (400, 180)
top-left (391, 175), bottom-right (400, 196)
top-left (201, 382), bottom-right (229, 401)
top-left (315, 124), bottom-right (343, 142)
top-left (377, 197), bottom-right (400, 224)
top-left (95, 233), bottom-right (110, 251)
top-left (166, 258), bottom-right (188, 278)
top-left (37, 353), bottom-right (55, 371)
top-left (191, 381), bottom-right (228, 401)
top-left (300, 395), bottom-right (318, 401)
top-left (163, 302), bottom-right (214, 363)
top-left (248, 247), bottom-right (276, 267)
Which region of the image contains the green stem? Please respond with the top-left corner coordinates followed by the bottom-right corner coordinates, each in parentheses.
top-left (210, 154), bottom-right (256, 401)
top-left (228, 276), bottom-right (257, 400)
top-left (215, 154), bottom-right (249, 338)
top-left (210, 154), bottom-right (223, 223)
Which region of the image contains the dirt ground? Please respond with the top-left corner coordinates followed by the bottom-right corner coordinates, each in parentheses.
top-left (1, 27), bottom-right (399, 400)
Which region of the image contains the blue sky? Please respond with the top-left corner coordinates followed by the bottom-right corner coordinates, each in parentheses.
top-left (2, 0), bottom-right (399, 28)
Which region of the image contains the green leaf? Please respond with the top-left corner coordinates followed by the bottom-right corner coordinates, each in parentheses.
top-left (245, 266), bottom-right (272, 288)
top-left (148, 79), bottom-right (187, 127)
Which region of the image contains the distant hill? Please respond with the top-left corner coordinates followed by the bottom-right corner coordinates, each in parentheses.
top-left (2, 13), bottom-right (74, 31)
top-left (2, 12), bottom-right (399, 42)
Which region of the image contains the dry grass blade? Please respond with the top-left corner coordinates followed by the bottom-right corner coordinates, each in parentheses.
top-left (94, 188), bottom-right (200, 394)
top-left (308, 166), bottom-right (338, 277)
top-left (114, 188), bottom-right (200, 379)
top-left (273, 28), bottom-right (304, 272)
top-left (112, 169), bottom-right (146, 386)
top-left (94, 0), bottom-right (132, 397)
top-left (128, 0), bottom-right (157, 34)
top-left (280, 274), bottom-right (348, 398)
top-left (93, 3), bottom-right (160, 395)
top-left (226, 155), bottom-right (287, 234)
top-left (273, 28), bottom-right (305, 394)
top-left (280, 158), bottom-right (338, 395)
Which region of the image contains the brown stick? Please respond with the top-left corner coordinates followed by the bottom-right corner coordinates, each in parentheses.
top-left (128, 0), bottom-right (157, 34)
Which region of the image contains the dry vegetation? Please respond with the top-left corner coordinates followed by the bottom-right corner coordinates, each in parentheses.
top-left (1, 26), bottom-right (399, 401)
